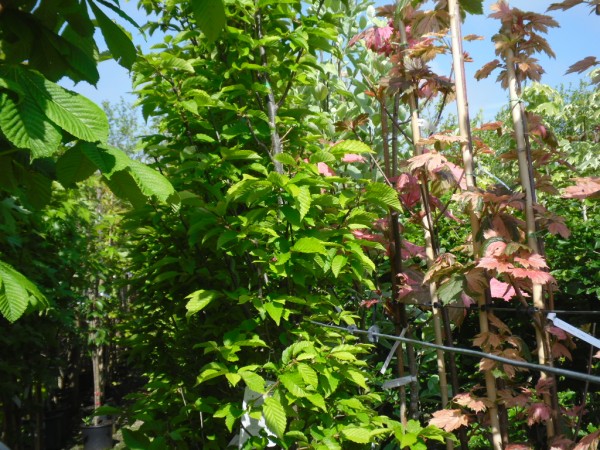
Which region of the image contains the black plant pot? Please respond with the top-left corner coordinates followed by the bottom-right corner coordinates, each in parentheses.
top-left (81, 421), bottom-right (113, 450)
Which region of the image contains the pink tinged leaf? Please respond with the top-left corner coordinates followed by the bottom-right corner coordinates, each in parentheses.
top-left (562, 177), bottom-right (600, 199)
top-left (548, 221), bottom-right (571, 239)
top-left (401, 240), bottom-right (426, 259)
top-left (490, 278), bottom-right (516, 301)
top-left (486, 240), bottom-right (507, 257)
top-left (352, 229), bottom-right (384, 243)
top-left (396, 173), bottom-right (421, 209)
top-left (477, 256), bottom-right (514, 274)
top-left (429, 409), bottom-right (470, 432)
top-left (341, 153), bottom-right (365, 163)
top-left (549, 436), bottom-right (574, 450)
top-left (509, 268), bottom-right (555, 285)
top-left (360, 298), bottom-right (379, 308)
top-left (526, 402), bottom-right (552, 426)
top-left (573, 430), bottom-right (600, 450)
top-left (547, 325), bottom-right (568, 340)
top-left (551, 342), bottom-right (572, 360)
top-left (461, 292), bottom-right (475, 308)
top-left (594, 351), bottom-right (600, 359)
top-left (317, 162), bottom-right (335, 177)
top-left (514, 253), bottom-right (548, 270)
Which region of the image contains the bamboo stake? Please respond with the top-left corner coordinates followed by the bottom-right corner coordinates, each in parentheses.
top-left (397, 17), bottom-right (451, 448)
top-left (447, 1), bottom-right (503, 449)
top-left (504, 44), bottom-right (555, 440)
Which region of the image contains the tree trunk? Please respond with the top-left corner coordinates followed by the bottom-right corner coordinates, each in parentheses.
top-left (447, 1), bottom-right (504, 448)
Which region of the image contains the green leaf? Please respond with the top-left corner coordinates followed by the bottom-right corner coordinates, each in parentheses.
top-left (0, 260), bottom-right (48, 322)
top-left (239, 370), bottom-right (265, 393)
top-left (341, 427), bottom-right (371, 444)
top-left (331, 254), bottom-right (347, 278)
top-left (80, 143), bottom-right (130, 176)
top-left (121, 429), bottom-right (151, 449)
top-left (191, 0), bottom-right (226, 44)
top-left (330, 140), bottom-right (374, 157)
top-left (292, 237), bottom-right (327, 254)
top-left (56, 145), bottom-right (98, 186)
top-left (263, 397), bottom-right (287, 439)
top-left (306, 393), bottom-right (327, 411)
top-left (16, 67), bottom-right (108, 143)
top-left (186, 289), bottom-right (219, 317)
top-left (286, 184), bottom-right (311, 220)
top-left (297, 363), bottom-right (318, 388)
top-left (88, 0), bottom-right (137, 69)
top-left (460, 0), bottom-right (484, 15)
top-left (0, 90), bottom-right (62, 158)
top-left (127, 158), bottom-right (177, 203)
top-left (437, 274), bottom-right (465, 305)
top-left (157, 53), bottom-right (195, 73)
top-left (364, 182), bottom-right (401, 211)
top-left (264, 300), bottom-right (284, 325)
top-left (345, 369), bottom-right (368, 389)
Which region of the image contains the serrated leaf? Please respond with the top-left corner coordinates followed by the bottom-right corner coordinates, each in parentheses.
top-left (297, 363), bottom-right (318, 388)
top-left (186, 289), bottom-right (219, 317)
top-left (341, 427), bottom-right (371, 444)
top-left (331, 254), bottom-right (347, 278)
top-left (0, 90), bottom-right (62, 158)
top-left (306, 393), bottom-right (327, 411)
top-left (121, 428), bottom-right (151, 449)
top-left (263, 397), bottom-right (286, 439)
top-left (88, 0), bottom-right (137, 69)
top-left (264, 300), bottom-right (284, 325)
top-left (330, 140), bottom-right (374, 157)
top-left (364, 182), bottom-right (401, 211)
top-left (15, 66), bottom-right (108, 143)
top-left (279, 372), bottom-right (308, 397)
top-left (460, 0), bottom-right (484, 15)
top-left (345, 369), bottom-right (368, 389)
top-left (437, 274), bottom-right (464, 305)
top-left (157, 53), bottom-right (195, 73)
top-left (239, 370), bottom-right (265, 394)
top-left (191, 0), bottom-right (226, 43)
top-left (274, 153), bottom-right (297, 166)
top-left (292, 237), bottom-right (327, 254)
top-left (225, 372), bottom-right (242, 386)
top-left (0, 260), bottom-right (47, 322)
top-left (127, 158), bottom-right (177, 203)
top-left (286, 184), bottom-right (311, 220)
top-left (56, 145), bottom-right (98, 186)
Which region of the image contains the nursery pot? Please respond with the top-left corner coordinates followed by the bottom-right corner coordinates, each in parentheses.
top-left (81, 421), bottom-right (113, 450)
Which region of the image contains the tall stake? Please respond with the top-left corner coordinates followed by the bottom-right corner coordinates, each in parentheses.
top-left (447, 1), bottom-right (503, 449)
top-left (397, 18), bottom-right (451, 449)
top-left (504, 43), bottom-right (556, 440)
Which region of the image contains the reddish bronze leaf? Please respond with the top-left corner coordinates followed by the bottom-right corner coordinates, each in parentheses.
top-left (562, 177), bottom-right (600, 199)
top-left (566, 56), bottom-right (600, 74)
top-left (526, 402), bottom-right (552, 426)
top-left (429, 409), bottom-right (470, 432)
top-left (573, 430), bottom-right (600, 450)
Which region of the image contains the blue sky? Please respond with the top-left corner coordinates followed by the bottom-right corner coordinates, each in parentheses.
top-left (63, 0), bottom-right (599, 119)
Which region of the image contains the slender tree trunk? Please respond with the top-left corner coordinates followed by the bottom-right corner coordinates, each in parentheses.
top-left (505, 44), bottom-right (556, 441)
top-left (397, 19), bottom-right (451, 448)
top-left (447, 2), bottom-right (503, 448)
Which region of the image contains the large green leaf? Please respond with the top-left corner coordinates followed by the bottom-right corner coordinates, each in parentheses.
top-left (191, 0), bottom-right (226, 44)
top-left (0, 260), bottom-right (48, 322)
top-left (56, 144), bottom-right (98, 186)
top-left (263, 397), bottom-right (287, 439)
top-left (127, 159), bottom-right (177, 204)
top-left (88, 0), bottom-right (137, 70)
top-left (186, 289), bottom-right (219, 317)
top-left (0, 89), bottom-right (62, 158)
top-left (460, 0), bottom-right (484, 15)
top-left (342, 427), bottom-right (371, 444)
top-left (292, 237), bottom-right (327, 254)
top-left (80, 143), bottom-right (130, 176)
top-left (0, 66), bottom-right (108, 149)
top-left (364, 182), bottom-right (402, 211)
top-left (330, 139), bottom-right (374, 158)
